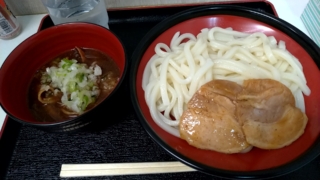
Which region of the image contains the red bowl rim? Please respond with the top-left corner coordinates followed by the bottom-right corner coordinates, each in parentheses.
top-left (0, 22), bottom-right (128, 127)
top-left (129, 5), bottom-right (320, 179)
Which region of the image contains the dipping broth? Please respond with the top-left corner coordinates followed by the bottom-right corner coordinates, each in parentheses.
top-left (28, 47), bottom-right (120, 122)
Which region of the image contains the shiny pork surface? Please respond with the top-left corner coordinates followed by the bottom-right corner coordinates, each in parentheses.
top-left (179, 80), bottom-right (251, 154)
top-left (179, 79), bottom-right (308, 153)
top-left (237, 79), bottom-right (308, 149)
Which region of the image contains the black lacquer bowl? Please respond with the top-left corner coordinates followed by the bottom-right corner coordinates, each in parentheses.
top-left (0, 23), bottom-right (128, 132)
top-left (130, 5), bottom-right (320, 179)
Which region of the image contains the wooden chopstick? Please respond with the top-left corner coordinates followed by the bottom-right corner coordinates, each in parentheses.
top-left (60, 161), bottom-right (196, 177)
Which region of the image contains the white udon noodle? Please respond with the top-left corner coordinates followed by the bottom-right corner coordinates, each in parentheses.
top-left (142, 27), bottom-right (311, 137)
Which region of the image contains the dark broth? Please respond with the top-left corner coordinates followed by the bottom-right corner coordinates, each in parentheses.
top-left (28, 48), bottom-right (120, 122)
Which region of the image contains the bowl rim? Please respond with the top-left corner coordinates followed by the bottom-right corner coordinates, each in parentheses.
top-left (129, 4), bottom-right (320, 179)
top-left (0, 22), bottom-right (128, 127)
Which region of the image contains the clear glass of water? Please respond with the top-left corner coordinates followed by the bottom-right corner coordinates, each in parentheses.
top-left (41, 0), bottom-right (109, 28)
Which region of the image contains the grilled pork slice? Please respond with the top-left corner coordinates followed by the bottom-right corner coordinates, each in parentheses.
top-left (237, 79), bottom-right (308, 149)
top-left (179, 80), bottom-right (251, 154)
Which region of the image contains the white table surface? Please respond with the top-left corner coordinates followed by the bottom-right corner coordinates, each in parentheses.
top-left (0, 0), bottom-right (311, 132)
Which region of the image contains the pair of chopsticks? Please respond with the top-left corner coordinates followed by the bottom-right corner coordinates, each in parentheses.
top-left (60, 161), bottom-right (196, 177)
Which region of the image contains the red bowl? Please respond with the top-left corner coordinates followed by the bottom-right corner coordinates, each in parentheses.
top-left (130, 5), bottom-right (320, 179)
top-left (0, 22), bottom-right (127, 132)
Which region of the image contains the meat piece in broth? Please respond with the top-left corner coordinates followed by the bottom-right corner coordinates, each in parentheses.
top-left (236, 79), bottom-right (308, 149)
top-left (179, 80), bottom-right (252, 154)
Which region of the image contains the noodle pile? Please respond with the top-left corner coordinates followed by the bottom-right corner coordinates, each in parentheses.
top-left (142, 27), bottom-right (310, 137)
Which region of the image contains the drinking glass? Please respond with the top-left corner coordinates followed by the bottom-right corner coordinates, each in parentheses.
top-left (41, 0), bottom-right (109, 28)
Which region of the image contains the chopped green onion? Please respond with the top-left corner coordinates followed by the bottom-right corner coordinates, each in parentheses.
top-left (76, 73), bottom-right (85, 82)
top-left (42, 58), bottom-right (102, 113)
